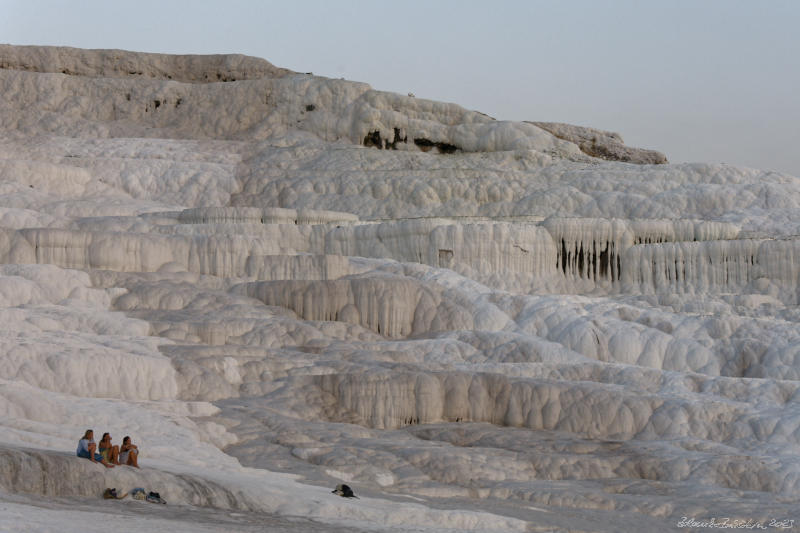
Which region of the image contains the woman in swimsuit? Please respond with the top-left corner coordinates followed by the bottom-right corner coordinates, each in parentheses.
top-left (98, 432), bottom-right (121, 465)
top-left (76, 429), bottom-right (114, 468)
top-left (119, 435), bottom-right (140, 468)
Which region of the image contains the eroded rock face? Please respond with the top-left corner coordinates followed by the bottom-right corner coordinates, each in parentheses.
top-left (0, 44), bottom-right (293, 82)
top-left (529, 121), bottom-right (668, 164)
top-left (1, 45), bottom-right (800, 532)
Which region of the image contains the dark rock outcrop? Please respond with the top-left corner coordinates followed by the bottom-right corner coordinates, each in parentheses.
top-left (530, 121), bottom-right (667, 164)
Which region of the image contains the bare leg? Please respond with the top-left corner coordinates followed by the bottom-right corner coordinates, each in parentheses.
top-left (88, 443), bottom-right (98, 463)
top-left (126, 449), bottom-right (139, 468)
top-left (110, 445), bottom-right (120, 465)
top-left (90, 443), bottom-right (114, 467)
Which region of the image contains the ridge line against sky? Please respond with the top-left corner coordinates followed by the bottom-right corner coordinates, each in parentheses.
top-left (2, 0), bottom-right (798, 176)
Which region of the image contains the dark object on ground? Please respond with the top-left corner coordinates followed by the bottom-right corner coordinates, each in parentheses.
top-left (146, 491), bottom-right (167, 504)
top-left (103, 488), bottom-right (127, 499)
top-left (332, 484), bottom-right (358, 498)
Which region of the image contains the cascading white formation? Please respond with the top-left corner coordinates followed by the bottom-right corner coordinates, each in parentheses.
top-left (0, 45), bottom-right (799, 533)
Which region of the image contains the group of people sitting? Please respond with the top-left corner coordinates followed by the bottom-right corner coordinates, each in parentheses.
top-left (76, 429), bottom-right (139, 468)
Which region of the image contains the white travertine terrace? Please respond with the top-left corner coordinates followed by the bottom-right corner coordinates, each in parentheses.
top-left (0, 45), bottom-right (799, 532)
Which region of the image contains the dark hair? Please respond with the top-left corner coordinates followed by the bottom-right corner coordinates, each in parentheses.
top-left (102, 432), bottom-right (110, 441)
top-left (123, 436), bottom-right (130, 444)
top-left (82, 429), bottom-right (93, 439)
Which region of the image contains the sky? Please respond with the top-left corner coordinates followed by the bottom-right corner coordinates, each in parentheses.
top-left (2, 0), bottom-right (798, 176)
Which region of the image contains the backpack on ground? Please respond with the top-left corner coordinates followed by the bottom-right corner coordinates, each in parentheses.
top-left (102, 488), bottom-right (126, 499)
top-left (146, 491), bottom-right (166, 504)
top-left (331, 484), bottom-right (358, 498)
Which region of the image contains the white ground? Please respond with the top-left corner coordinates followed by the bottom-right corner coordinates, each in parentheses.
top-left (0, 45), bottom-right (798, 532)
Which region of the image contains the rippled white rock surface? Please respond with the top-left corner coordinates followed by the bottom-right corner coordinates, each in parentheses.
top-left (0, 45), bottom-right (799, 532)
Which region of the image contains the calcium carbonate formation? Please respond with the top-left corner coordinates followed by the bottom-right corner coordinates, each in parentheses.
top-left (0, 45), bottom-right (798, 532)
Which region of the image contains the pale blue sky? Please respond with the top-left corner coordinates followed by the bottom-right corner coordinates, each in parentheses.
top-left (2, 0), bottom-right (798, 176)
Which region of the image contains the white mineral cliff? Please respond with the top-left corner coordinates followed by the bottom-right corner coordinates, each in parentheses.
top-left (0, 45), bottom-right (799, 533)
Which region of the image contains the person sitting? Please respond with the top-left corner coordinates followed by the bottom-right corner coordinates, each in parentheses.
top-left (98, 432), bottom-right (121, 465)
top-left (76, 429), bottom-right (114, 468)
top-left (118, 435), bottom-right (140, 468)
